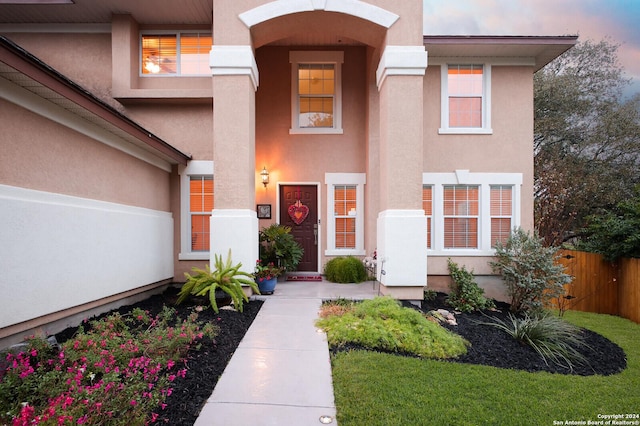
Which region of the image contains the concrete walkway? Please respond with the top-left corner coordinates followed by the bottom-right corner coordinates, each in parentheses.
top-left (194, 279), bottom-right (378, 426)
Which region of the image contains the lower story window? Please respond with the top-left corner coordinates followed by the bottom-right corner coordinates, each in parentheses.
top-left (444, 185), bottom-right (479, 249)
top-left (179, 161), bottom-right (214, 260)
top-left (325, 173), bottom-right (366, 256)
top-left (490, 185), bottom-right (513, 247)
top-left (423, 171), bottom-right (521, 255)
top-left (190, 176), bottom-right (213, 251)
top-left (334, 185), bottom-right (357, 249)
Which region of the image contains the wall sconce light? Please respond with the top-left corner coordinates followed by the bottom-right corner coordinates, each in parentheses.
top-left (260, 166), bottom-right (269, 187)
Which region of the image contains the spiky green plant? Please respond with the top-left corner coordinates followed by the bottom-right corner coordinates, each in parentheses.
top-left (177, 249), bottom-right (259, 313)
top-left (477, 311), bottom-right (590, 371)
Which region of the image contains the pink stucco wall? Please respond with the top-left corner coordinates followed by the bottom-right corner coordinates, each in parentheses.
top-left (0, 99), bottom-right (171, 211)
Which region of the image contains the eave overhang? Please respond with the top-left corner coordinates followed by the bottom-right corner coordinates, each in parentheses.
top-left (423, 35), bottom-right (578, 72)
top-left (0, 36), bottom-right (191, 167)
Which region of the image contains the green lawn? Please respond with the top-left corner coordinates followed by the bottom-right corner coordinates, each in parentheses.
top-left (330, 310), bottom-right (640, 426)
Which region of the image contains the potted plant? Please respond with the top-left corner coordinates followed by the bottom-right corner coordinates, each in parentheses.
top-left (259, 224), bottom-right (304, 274)
top-left (254, 260), bottom-right (283, 295)
top-left (176, 249), bottom-right (259, 313)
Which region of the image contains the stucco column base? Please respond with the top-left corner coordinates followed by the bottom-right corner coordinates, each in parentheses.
top-left (210, 209), bottom-right (258, 278)
top-left (376, 209), bottom-right (427, 300)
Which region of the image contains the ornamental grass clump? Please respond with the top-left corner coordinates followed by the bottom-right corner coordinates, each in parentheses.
top-left (0, 305), bottom-right (217, 425)
top-left (316, 297), bottom-right (469, 359)
top-left (477, 311), bottom-right (589, 371)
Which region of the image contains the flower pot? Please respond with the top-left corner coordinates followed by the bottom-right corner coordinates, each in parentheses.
top-left (257, 277), bottom-right (277, 295)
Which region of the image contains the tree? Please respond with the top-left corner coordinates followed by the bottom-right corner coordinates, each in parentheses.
top-left (577, 189), bottom-right (640, 261)
top-left (534, 38), bottom-right (640, 246)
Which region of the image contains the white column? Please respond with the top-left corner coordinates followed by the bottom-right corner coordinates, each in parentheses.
top-left (209, 45), bottom-right (260, 274)
top-left (375, 46), bottom-right (428, 299)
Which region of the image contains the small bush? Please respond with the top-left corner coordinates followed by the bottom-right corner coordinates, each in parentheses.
top-left (490, 227), bottom-right (572, 313)
top-left (316, 297), bottom-right (469, 359)
top-left (477, 311), bottom-right (589, 371)
top-left (324, 256), bottom-right (367, 283)
top-left (446, 259), bottom-right (495, 313)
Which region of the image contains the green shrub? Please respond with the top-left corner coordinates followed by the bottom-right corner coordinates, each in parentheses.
top-left (177, 249), bottom-right (259, 313)
top-left (490, 227), bottom-right (572, 313)
top-left (477, 311), bottom-right (589, 371)
top-left (259, 224), bottom-right (304, 272)
top-left (316, 297), bottom-right (468, 359)
top-left (446, 259), bottom-right (495, 313)
top-left (324, 256), bottom-right (367, 283)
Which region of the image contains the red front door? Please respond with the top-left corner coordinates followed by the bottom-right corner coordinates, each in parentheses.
top-left (280, 185), bottom-right (318, 272)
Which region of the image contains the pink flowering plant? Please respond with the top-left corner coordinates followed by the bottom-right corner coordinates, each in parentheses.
top-left (254, 260), bottom-right (283, 280)
top-left (0, 305), bottom-right (217, 425)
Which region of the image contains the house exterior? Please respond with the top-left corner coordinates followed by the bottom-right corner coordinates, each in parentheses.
top-left (0, 0), bottom-right (576, 348)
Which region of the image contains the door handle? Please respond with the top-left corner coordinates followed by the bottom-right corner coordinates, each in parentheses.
top-left (313, 223), bottom-right (318, 245)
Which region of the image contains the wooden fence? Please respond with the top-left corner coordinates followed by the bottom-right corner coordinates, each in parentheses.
top-left (556, 250), bottom-right (640, 323)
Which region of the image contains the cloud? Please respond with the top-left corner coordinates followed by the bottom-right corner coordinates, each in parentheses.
top-left (423, 0), bottom-right (640, 96)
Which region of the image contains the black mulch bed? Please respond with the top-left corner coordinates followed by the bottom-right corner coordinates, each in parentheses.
top-left (54, 286), bottom-right (262, 426)
top-left (52, 289), bottom-right (627, 425)
top-left (410, 292), bottom-right (627, 376)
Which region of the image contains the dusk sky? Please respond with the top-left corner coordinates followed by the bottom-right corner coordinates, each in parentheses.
top-left (423, 0), bottom-right (640, 98)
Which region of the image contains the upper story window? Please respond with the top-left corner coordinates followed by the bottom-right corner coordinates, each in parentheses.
top-left (439, 64), bottom-right (492, 134)
top-left (290, 51), bottom-right (343, 134)
top-left (141, 32), bottom-right (212, 76)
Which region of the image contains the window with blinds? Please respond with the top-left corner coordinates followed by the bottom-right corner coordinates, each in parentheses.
top-left (142, 32), bottom-right (212, 75)
top-left (423, 185), bottom-right (433, 249)
top-left (190, 176), bottom-right (213, 251)
top-left (448, 64), bottom-right (483, 128)
top-left (490, 185), bottom-right (513, 247)
top-left (334, 185), bottom-right (356, 249)
top-left (443, 185), bottom-right (479, 249)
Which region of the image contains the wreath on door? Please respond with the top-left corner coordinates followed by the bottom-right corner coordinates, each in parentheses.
top-left (288, 188), bottom-right (309, 225)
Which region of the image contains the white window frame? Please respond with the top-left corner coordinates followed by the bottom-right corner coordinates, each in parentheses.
top-left (439, 63), bottom-right (492, 135)
top-left (290, 51), bottom-right (344, 135)
top-left (423, 170), bottom-right (521, 256)
top-left (179, 160), bottom-right (214, 260)
top-left (140, 31), bottom-right (212, 77)
top-left (325, 173), bottom-right (365, 256)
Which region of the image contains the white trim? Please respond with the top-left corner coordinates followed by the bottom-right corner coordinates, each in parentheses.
top-left (0, 77), bottom-right (173, 172)
top-left (423, 171), bottom-right (522, 256)
top-left (178, 161), bottom-right (214, 260)
top-left (209, 45), bottom-right (259, 91)
top-left (427, 57), bottom-right (536, 67)
top-left (239, 0), bottom-right (398, 29)
top-left (439, 63), bottom-right (493, 135)
top-left (325, 173), bottom-right (366, 256)
top-left (376, 45), bottom-right (428, 89)
top-left (0, 23), bottom-right (111, 33)
top-left (289, 51), bottom-right (343, 134)
top-left (276, 182), bottom-right (322, 273)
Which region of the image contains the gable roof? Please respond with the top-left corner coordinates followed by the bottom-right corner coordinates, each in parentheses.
top-left (423, 35), bottom-right (578, 72)
top-left (0, 36), bottom-right (190, 167)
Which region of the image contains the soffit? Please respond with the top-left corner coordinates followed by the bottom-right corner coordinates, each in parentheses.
top-left (0, 0), bottom-right (212, 24)
top-left (0, 38), bottom-right (190, 166)
top-left (424, 36), bottom-right (578, 72)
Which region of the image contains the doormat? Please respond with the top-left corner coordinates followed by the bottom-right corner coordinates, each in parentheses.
top-left (286, 275), bottom-right (322, 282)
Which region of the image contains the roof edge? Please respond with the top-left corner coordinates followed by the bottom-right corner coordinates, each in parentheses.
top-left (0, 36), bottom-right (191, 166)
top-left (423, 35), bottom-right (579, 44)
